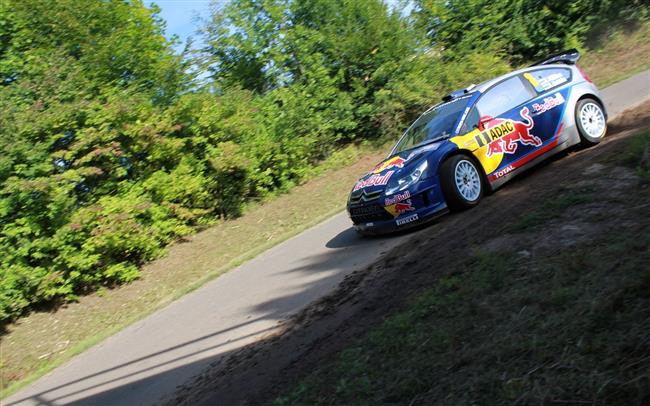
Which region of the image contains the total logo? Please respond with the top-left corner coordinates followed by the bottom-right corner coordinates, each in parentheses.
top-left (491, 165), bottom-right (514, 180)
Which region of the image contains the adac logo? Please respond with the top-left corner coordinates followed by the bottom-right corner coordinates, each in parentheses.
top-left (372, 156), bottom-right (406, 174)
top-left (479, 107), bottom-right (542, 157)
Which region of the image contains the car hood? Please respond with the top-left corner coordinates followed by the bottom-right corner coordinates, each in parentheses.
top-left (350, 142), bottom-right (441, 196)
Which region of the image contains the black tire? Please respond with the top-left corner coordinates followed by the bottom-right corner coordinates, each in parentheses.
top-left (439, 155), bottom-right (484, 211)
top-left (575, 98), bottom-right (607, 146)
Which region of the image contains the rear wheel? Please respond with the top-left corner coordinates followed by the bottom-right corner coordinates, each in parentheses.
top-left (576, 98), bottom-right (606, 146)
top-left (440, 155), bottom-right (484, 211)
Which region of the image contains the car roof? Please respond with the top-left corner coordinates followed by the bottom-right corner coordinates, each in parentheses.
top-left (445, 49), bottom-right (581, 100)
top-left (433, 62), bottom-right (576, 115)
top-left (472, 64), bottom-right (575, 94)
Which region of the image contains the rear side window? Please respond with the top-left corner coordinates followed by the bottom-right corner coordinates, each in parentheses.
top-left (461, 76), bottom-right (534, 132)
top-left (475, 76), bottom-right (534, 118)
top-left (523, 68), bottom-right (571, 93)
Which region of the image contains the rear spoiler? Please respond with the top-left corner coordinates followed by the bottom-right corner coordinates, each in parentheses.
top-left (530, 48), bottom-right (581, 67)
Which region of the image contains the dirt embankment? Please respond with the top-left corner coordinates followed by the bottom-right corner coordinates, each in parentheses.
top-left (170, 101), bottom-right (650, 405)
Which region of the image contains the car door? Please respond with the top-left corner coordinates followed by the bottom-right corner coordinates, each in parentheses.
top-left (522, 67), bottom-right (573, 146)
top-left (457, 75), bottom-right (539, 181)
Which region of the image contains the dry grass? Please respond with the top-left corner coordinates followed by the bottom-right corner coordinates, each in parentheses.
top-left (581, 20), bottom-right (650, 88)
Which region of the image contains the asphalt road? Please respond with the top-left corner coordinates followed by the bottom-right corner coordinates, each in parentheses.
top-left (4, 70), bottom-right (649, 406)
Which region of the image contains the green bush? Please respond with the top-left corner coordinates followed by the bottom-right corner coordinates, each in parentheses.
top-left (2, 0), bottom-right (646, 323)
top-left (413, 0), bottom-right (649, 63)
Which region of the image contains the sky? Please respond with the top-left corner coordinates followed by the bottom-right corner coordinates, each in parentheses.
top-left (151, 0), bottom-right (409, 48)
top-left (151, 1), bottom-right (216, 47)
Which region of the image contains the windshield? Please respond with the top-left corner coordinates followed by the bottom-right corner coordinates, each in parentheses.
top-left (392, 96), bottom-right (472, 154)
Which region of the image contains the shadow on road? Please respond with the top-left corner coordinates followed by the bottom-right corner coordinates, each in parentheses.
top-left (325, 225), bottom-right (402, 248)
top-left (4, 315), bottom-right (279, 406)
top-left (6, 218), bottom-right (413, 406)
top-left (325, 226), bottom-right (365, 248)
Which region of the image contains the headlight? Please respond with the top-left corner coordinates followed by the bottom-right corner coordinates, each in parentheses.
top-left (385, 160), bottom-right (428, 195)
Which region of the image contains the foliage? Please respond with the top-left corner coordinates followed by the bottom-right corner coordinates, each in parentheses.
top-left (0, 0), bottom-right (190, 321)
top-left (1, 0), bottom-right (646, 323)
top-left (412, 0), bottom-right (649, 63)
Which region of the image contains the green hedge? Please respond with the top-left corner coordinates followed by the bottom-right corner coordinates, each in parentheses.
top-left (0, 0), bottom-right (646, 323)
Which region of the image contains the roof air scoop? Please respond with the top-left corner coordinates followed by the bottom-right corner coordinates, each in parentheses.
top-left (442, 85), bottom-right (476, 102)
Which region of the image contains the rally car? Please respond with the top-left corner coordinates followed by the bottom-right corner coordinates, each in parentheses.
top-left (347, 49), bottom-right (607, 235)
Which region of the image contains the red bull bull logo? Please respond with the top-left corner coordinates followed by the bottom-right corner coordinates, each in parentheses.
top-left (372, 156), bottom-right (407, 174)
top-left (353, 171), bottom-right (395, 191)
top-left (394, 200), bottom-right (415, 214)
top-left (384, 190), bottom-right (415, 217)
top-left (385, 200), bottom-right (416, 218)
top-left (479, 107), bottom-right (541, 157)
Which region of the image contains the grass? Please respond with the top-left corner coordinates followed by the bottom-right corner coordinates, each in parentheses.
top-left (3, 18), bottom-right (650, 400)
top-left (507, 186), bottom-right (595, 232)
top-left (276, 221), bottom-right (650, 405)
top-left (620, 127), bottom-right (650, 182)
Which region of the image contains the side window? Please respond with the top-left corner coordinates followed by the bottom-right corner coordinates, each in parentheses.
top-left (461, 107), bottom-right (480, 133)
top-left (461, 76), bottom-right (534, 132)
top-left (523, 68), bottom-right (571, 93)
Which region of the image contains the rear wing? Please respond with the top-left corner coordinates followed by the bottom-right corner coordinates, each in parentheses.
top-left (530, 48), bottom-right (581, 67)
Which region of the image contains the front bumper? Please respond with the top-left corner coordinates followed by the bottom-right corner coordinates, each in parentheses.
top-left (352, 202), bottom-right (448, 235)
top-left (347, 183), bottom-right (448, 235)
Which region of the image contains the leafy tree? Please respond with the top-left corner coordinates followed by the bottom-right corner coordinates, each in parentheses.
top-left (1, 0), bottom-right (643, 323)
top-left (0, 0), bottom-right (189, 321)
top-left (1, 0), bottom-right (188, 101)
top-left (413, 0), bottom-right (649, 63)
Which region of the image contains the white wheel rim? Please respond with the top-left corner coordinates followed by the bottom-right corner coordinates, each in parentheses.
top-left (579, 102), bottom-right (606, 139)
top-left (455, 160), bottom-right (481, 202)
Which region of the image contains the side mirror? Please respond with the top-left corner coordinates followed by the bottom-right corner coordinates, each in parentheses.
top-left (478, 115), bottom-right (493, 131)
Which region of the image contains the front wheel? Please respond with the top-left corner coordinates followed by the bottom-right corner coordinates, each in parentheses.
top-left (576, 98), bottom-right (607, 146)
top-left (440, 155), bottom-right (484, 211)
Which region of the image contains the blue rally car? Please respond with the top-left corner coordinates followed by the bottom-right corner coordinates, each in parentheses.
top-left (347, 49), bottom-right (607, 235)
